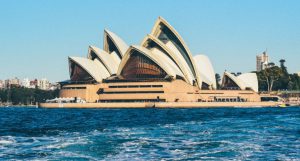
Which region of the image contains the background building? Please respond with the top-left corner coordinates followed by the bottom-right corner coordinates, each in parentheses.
top-left (21, 78), bottom-right (31, 88)
top-left (256, 51), bottom-right (269, 72)
top-left (4, 77), bottom-right (20, 88)
top-left (48, 83), bottom-right (60, 90)
top-left (0, 77), bottom-right (56, 90)
top-left (37, 78), bottom-right (50, 90)
top-left (30, 79), bottom-right (38, 88)
top-left (0, 80), bottom-right (4, 89)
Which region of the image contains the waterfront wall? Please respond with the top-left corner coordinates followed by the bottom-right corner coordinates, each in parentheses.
top-left (39, 101), bottom-right (280, 108)
top-left (59, 80), bottom-right (262, 103)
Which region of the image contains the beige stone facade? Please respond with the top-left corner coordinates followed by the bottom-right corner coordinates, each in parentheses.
top-left (59, 80), bottom-right (262, 104)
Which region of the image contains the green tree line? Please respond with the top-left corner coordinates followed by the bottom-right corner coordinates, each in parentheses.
top-left (256, 59), bottom-right (300, 92)
top-left (0, 87), bottom-right (59, 105)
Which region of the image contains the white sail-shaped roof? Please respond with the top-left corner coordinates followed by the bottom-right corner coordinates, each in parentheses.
top-left (87, 46), bottom-right (120, 75)
top-left (150, 48), bottom-right (184, 79)
top-left (222, 72), bottom-right (258, 92)
top-left (150, 17), bottom-right (202, 87)
top-left (238, 73), bottom-right (259, 92)
top-left (194, 55), bottom-right (217, 89)
top-left (141, 34), bottom-right (194, 85)
top-left (141, 35), bottom-right (193, 82)
top-left (69, 57), bottom-right (110, 82)
top-left (222, 72), bottom-right (247, 90)
top-left (117, 45), bottom-right (183, 79)
top-left (103, 29), bottom-right (128, 58)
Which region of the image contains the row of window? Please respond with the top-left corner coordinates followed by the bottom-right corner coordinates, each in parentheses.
top-left (62, 87), bottom-right (87, 90)
top-left (108, 85), bottom-right (163, 88)
top-left (214, 98), bottom-right (247, 102)
top-left (98, 99), bottom-right (166, 103)
top-left (102, 91), bottom-right (164, 94)
top-left (121, 52), bottom-right (167, 80)
top-left (261, 97), bottom-right (279, 102)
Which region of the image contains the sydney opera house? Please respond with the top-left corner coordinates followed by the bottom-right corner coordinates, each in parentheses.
top-left (40, 17), bottom-right (281, 108)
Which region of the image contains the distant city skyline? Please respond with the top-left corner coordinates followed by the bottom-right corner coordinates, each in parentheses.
top-left (0, 77), bottom-right (57, 91)
top-left (0, 0), bottom-right (299, 82)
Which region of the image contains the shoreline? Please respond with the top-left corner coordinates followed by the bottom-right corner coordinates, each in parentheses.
top-left (39, 101), bottom-right (284, 108)
top-left (0, 104), bottom-right (37, 108)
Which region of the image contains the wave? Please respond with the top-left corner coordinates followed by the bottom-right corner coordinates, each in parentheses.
top-left (0, 108), bottom-right (299, 160)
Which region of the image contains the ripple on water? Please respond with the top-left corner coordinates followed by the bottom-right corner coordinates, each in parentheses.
top-left (0, 107), bottom-right (299, 160)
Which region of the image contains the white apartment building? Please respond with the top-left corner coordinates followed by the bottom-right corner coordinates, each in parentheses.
top-left (256, 51), bottom-right (269, 72)
top-left (21, 78), bottom-right (31, 88)
top-left (38, 78), bottom-right (50, 90)
top-left (0, 80), bottom-right (4, 89)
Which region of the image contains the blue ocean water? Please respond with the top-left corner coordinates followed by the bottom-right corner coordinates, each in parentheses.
top-left (0, 107), bottom-right (299, 160)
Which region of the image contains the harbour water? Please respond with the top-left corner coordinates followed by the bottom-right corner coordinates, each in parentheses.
top-left (0, 107), bottom-right (299, 160)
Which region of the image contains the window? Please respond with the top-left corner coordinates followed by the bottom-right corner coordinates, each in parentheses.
top-left (222, 75), bottom-right (241, 90)
top-left (99, 99), bottom-right (166, 103)
top-left (69, 60), bottom-right (95, 82)
top-left (121, 52), bottom-right (167, 81)
top-left (62, 87), bottom-right (86, 90)
top-left (201, 82), bottom-right (210, 90)
top-left (261, 97), bottom-right (279, 102)
top-left (107, 36), bottom-right (122, 58)
top-left (108, 85), bottom-right (163, 88)
top-left (102, 91), bottom-right (164, 94)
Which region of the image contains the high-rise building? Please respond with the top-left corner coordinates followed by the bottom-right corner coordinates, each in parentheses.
top-left (21, 78), bottom-right (31, 88)
top-left (38, 78), bottom-right (50, 90)
top-left (0, 80), bottom-right (4, 89)
top-left (30, 79), bottom-right (38, 88)
top-left (256, 51), bottom-right (269, 72)
top-left (5, 77), bottom-right (20, 88)
top-left (298, 72), bottom-right (300, 77)
top-left (10, 77), bottom-right (20, 86)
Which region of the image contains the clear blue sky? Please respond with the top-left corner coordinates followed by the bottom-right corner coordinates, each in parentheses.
top-left (1, 0), bottom-right (300, 82)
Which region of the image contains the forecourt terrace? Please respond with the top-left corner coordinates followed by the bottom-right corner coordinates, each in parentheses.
top-left (39, 17), bottom-right (282, 108)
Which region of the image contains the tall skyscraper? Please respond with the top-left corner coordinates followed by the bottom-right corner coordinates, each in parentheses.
top-left (256, 51), bottom-right (269, 72)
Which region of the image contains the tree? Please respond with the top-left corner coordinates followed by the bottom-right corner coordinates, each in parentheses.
top-left (279, 59), bottom-right (287, 74)
top-left (279, 59), bottom-right (286, 67)
top-left (260, 66), bottom-right (282, 92)
top-left (0, 87), bottom-right (59, 105)
top-left (276, 59), bottom-right (289, 90)
top-left (0, 89), bottom-right (8, 102)
top-left (289, 74), bottom-right (300, 90)
top-left (268, 62), bottom-right (275, 68)
top-left (257, 59), bottom-right (300, 92)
